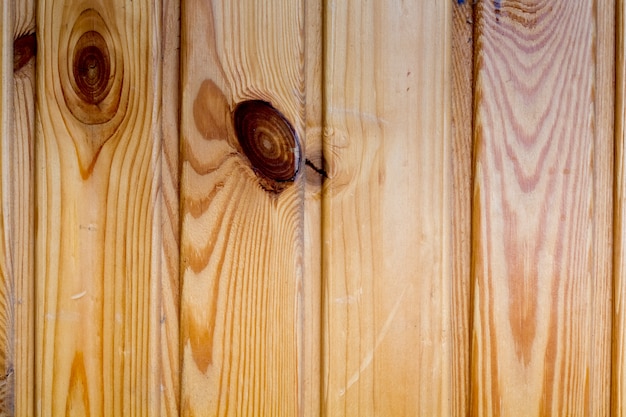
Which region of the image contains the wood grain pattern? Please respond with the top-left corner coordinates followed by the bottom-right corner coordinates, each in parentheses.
top-left (590, 1), bottom-right (614, 415)
top-left (12, 2), bottom-right (37, 416)
top-left (471, 0), bottom-right (613, 415)
top-left (14, 1), bottom-right (35, 39)
top-left (452, 2), bottom-right (474, 416)
top-left (35, 1), bottom-right (162, 415)
top-left (160, 0), bottom-right (181, 415)
top-left (615, 0), bottom-right (626, 414)
top-left (303, 0), bottom-right (323, 413)
top-left (0, 0), bottom-right (14, 413)
top-left (179, 0), bottom-right (307, 415)
top-left (321, 1), bottom-right (452, 415)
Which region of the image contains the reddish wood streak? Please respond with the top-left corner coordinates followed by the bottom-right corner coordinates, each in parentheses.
top-left (13, 33), bottom-right (36, 72)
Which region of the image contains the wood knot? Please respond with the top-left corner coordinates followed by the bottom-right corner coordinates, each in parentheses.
top-left (13, 33), bottom-right (36, 72)
top-left (72, 31), bottom-right (111, 105)
top-left (233, 100), bottom-right (301, 192)
top-left (62, 8), bottom-right (122, 125)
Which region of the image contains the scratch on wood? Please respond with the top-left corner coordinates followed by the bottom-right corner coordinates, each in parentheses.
top-left (70, 291), bottom-right (87, 300)
top-left (339, 285), bottom-right (409, 397)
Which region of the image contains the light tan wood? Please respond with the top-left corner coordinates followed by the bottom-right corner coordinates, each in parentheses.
top-left (14, 0), bottom-right (35, 39)
top-left (35, 1), bottom-right (162, 415)
top-left (321, 1), bottom-right (452, 415)
top-left (12, 1), bottom-right (37, 416)
top-left (590, 1), bottom-right (614, 415)
top-left (471, 1), bottom-right (613, 415)
top-left (615, 1), bottom-right (626, 414)
top-left (303, 0), bottom-right (323, 414)
top-left (179, 0), bottom-right (307, 415)
top-left (451, 2), bottom-right (474, 416)
top-left (160, 0), bottom-right (181, 415)
top-left (0, 0), bottom-right (14, 413)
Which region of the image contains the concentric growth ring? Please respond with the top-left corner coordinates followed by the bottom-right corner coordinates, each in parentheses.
top-left (62, 8), bottom-right (122, 125)
top-left (233, 100), bottom-right (301, 188)
top-left (72, 31), bottom-right (111, 105)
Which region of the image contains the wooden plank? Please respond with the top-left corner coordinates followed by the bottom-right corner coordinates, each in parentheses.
top-left (471, 1), bottom-right (613, 415)
top-left (179, 0), bottom-right (307, 415)
top-left (12, 1), bottom-right (37, 415)
top-left (451, 2), bottom-right (474, 416)
top-left (35, 1), bottom-right (162, 415)
top-left (321, 1), bottom-right (452, 415)
top-left (615, 0), bottom-right (626, 414)
top-left (160, 0), bottom-right (181, 415)
top-left (590, 1), bottom-right (614, 415)
top-left (0, 0), bottom-right (14, 413)
top-left (303, 0), bottom-right (323, 414)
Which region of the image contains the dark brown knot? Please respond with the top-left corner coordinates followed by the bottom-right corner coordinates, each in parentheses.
top-left (72, 31), bottom-right (111, 105)
top-left (13, 33), bottom-right (36, 72)
top-left (233, 100), bottom-right (301, 191)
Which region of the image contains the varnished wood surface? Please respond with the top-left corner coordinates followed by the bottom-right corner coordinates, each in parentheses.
top-left (451, 2), bottom-right (474, 416)
top-left (471, 0), bottom-right (613, 415)
top-left (2, 1), bottom-right (625, 416)
top-left (321, 1), bottom-right (452, 415)
top-left (615, 1), bottom-right (626, 415)
top-left (160, 0), bottom-right (181, 415)
top-left (179, 0), bottom-right (307, 415)
top-left (12, 1), bottom-right (37, 416)
top-left (590, 1), bottom-right (614, 415)
top-left (303, 0), bottom-right (323, 413)
top-left (35, 0), bottom-right (162, 415)
top-left (0, 1), bottom-right (14, 413)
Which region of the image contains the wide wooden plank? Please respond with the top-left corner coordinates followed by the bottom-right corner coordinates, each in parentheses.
top-left (0, 0), bottom-right (14, 412)
top-left (35, 1), bottom-right (162, 415)
top-left (471, 1), bottom-right (613, 415)
top-left (12, 1), bottom-right (37, 415)
top-left (321, 1), bottom-right (452, 415)
top-left (451, 2), bottom-right (474, 416)
top-left (179, 0), bottom-right (307, 415)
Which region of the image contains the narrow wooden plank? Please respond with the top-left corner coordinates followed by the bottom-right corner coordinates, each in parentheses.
top-left (614, 0), bottom-right (626, 414)
top-left (160, 0), bottom-right (181, 415)
top-left (0, 0), bottom-right (15, 413)
top-left (590, 1), bottom-right (614, 415)
top-left (451, 2), bottom-right (474, 416)
top-left (303, 0), bottom-right (323, 414)
top-left (12, 1), bottom-right (37, 415)
top-left (471, 1), bottom-right (612, 415)
top-left (321, 1), bottom-right (452, 415)
top-left (35, 1), bottom-right (162, 415)
top-left (179, 0), bottom-right (307, 415)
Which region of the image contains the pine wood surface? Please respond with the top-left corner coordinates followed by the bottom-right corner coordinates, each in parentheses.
top-left (0, 1), bottom-right (14, 413)
top-left (160, 0), bottom-right (181, 415)
top-left (321, 1), bottom-right (452, 415)
top-left (35, 1), bottom-right (162, 415)
top-left (615, 1), bottom-right (626, 414)
top-left (303, 0), bottom-right (323, 414)
top-left (590, 1), bottom-right (614, 415)
top-left (452, 2), bottom-right (474, 416)
top-left (12, 1), bottom-right (36, 415)
top-left (471, 0), bottom-right (613, 415)
top-left (1, 1), bottom-right (624, 416)
top-left (179, 0), bottom-right (307, 415)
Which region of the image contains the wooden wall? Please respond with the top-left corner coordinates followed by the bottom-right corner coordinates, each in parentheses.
top-left (0, 0), bottom-right (624, 416)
